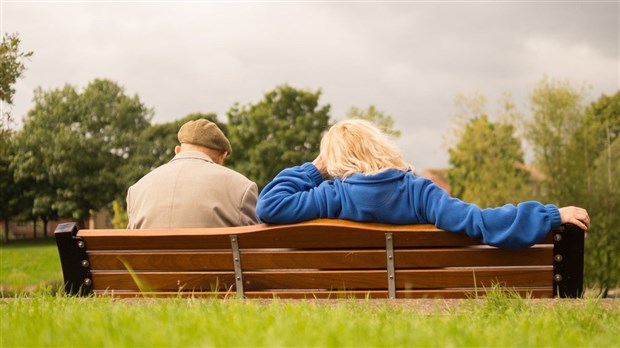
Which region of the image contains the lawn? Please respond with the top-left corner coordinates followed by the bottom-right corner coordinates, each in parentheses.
top-left (2, 292), bottom-right (619, 347)
top-left (1, 239), bottom-right (619, 347)
top-left (0, 238), bottom-right (63, 294)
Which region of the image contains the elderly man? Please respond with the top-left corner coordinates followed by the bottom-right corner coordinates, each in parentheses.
top-left (127, 119), bottom-right (259, 228)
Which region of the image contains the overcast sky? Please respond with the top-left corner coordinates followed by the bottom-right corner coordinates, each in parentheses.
top-left (2, 1), bottom-right (618, 172)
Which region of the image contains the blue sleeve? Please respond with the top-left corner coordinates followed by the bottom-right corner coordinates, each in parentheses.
top-left (257, 163), bottom-right (340, 223)
top-left (418, 181), bottom-right (562, 249)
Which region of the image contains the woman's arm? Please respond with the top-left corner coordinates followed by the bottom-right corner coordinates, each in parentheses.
top-left (417, 180), bottom-right (563, 249)
top-left (256, 162), bottom-right (337, 223)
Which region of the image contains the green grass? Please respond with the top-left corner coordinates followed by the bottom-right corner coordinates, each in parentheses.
top-left (1, 239), bottom-right (619, 347)
top-left (0, 239), bottom-right (63, 294)
top-left (1, 291), bottom-right (619, 347)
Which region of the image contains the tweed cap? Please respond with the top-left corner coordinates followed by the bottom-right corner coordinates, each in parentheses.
top-left (177, 119), bottom-right (232, 154)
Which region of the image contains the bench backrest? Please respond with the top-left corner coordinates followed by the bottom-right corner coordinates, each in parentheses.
top-left (54, 219), bottom-right (584, 299)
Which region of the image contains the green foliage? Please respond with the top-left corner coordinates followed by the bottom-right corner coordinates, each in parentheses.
top-left (584, 138), bottom-right (620, 294)
top-left (576, 92), bottom-right (620, 294)
top-left (524, 77), bottom-right (587, 204)
top-left (447, 98), bottom-right (530, 207)
top-left (0, 32), bottom-right (33, 127)
top-left (11, 79), bottom-right (152, 223)
top-left (111, 199), bottom-right (128, 229)
top-left (0, 38), bottom-right (62, 233)
top-left (347, 105), bottom-right (401, 138)
top-left (1, 33), bottom-right (33, 216)
top-left (2, 293), bottom-right (619, 347)
top-left (0, 130), bottom-right (29, 241)
top-left (524, 79), bottom-right (619, 294)
top-left (227, 84), bottom-right (331, 188)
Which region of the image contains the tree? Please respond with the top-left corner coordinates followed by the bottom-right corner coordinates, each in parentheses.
top-left (1, 32), bottom-right (33, 130)
top-left (227, 85), bottom-right (331, 189)
top-left (11, 79), bottom-right (152, 226)
top-left (574, 92), bottom-right (620, 195)
top-left (448, 114), bottom-right (530, 207)
top-left (584, 137), bottom-right (620, 295)
top-left (574, 91), bottom-right (620, 295)
top-left (347, 105), bottom-right (400, 138)
top-left (524, 77), bottom-right (587, 205)
top-left (524, 78), bottom-right (619, 295)
top-left (0, 131), bottom-right (30, 242)
top-left (0, 33), bottom-right (32, 240)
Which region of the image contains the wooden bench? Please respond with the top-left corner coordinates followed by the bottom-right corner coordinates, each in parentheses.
top-left (54, 219), bottom-right (584, 299)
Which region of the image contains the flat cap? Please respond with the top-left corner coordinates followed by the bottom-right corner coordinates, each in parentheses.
top-left (177, 119), bottom-right (232, 154)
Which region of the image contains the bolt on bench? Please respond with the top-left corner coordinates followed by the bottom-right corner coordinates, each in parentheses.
top-left (55, 219), bottom-right (584, 299)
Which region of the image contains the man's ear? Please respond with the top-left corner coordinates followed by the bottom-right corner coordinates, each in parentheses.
top-left (216, 151), bottom-right (228, 165)
top-left (174, 145), bottom-right (181, 154)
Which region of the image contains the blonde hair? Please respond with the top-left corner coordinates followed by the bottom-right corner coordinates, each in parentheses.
top-left (321, 119), bottom-right (411, 178)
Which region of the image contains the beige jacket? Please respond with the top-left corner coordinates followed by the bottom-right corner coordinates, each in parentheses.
top-left (127, 150), bottom-right (259, 228)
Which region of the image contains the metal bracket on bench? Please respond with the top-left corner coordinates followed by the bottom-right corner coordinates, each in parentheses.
top-left (54, 223), bottom-right (93, 296)
top-left (385, 233), bottom-right (396, 299)
top-left (229, 235), bottom-right (244, 299)
top-left (553, 224), bottom-right (584, 298)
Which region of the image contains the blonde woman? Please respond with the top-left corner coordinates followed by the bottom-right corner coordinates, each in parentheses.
top-left (256, 119), bottom-right (590, 249)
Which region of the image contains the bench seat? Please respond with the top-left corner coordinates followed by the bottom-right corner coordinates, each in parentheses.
top-left (54, 219), bottom-right (584, 299)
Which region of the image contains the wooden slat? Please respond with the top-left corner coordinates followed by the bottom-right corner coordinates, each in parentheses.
top-left (90, 268), bottom-right (551, 293)
top-left (92, 288), bottom-right (554, 299)
top-left (242, 268), bottom-right (552, 290)
top-left (243, 288), bottom-right (555, 299)
top-left (237, 228), bottom-right (483, 249)
top-left (92, 290), bottom-right (234, 298)
top-left (85, 247), bottom-right (551, 273)
top-left (87, 251), bottom-right (234, 271)
top-left (90, 271), bottom-right (236, 292)
top-left (395, 268), bottom-right (552, 289)
top-left (78, 228), bottom-right (477, 250)
top-left (86, 247), bottom-right (552, 273)
top-left (236, 246), bottom-right (553, 270)
top-left (395, 246), bottom-right (552, 268)
top-left (77, 220), bottom-right (555, 250)
top-left (240, 249), bottom-right (386, 270)
top-left (80, 234), bottom-right (234, 251)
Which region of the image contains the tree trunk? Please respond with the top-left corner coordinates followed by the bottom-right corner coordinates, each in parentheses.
top-left (605, 122), bottom-right (613, 217)
top-left (32, 218), bottom-right (37, 239)
top-left (43, 218), bottom-right (49, 238)
top-left (77, 214), bottom-right (86, 229)
top-left (3, 219), bottom-right (8, 243)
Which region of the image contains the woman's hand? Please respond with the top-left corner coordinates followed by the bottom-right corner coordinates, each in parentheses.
top-left (312, 154), bottom-right (328, 178)
top-left (559, 206), bottom-right (590, 230)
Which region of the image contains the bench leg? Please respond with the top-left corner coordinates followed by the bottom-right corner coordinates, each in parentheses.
top-left (55, 223), bottom-right (93, 296)
top-left (553, 224), bottom-right (584, 298)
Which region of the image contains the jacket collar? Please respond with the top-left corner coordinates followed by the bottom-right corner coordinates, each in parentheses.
top-left (170, 150), bottom-right (215, 163)
top-left (342, 169), bottom-right (409, 184)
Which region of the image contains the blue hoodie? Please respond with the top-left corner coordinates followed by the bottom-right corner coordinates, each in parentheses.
top-left (256, 162), bottom-right (562, 249)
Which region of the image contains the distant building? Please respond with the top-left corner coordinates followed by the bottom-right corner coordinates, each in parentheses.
top-left (1, 209), bottom-right (112, 240)
top-left (2, 219), bottom-right (73, 240)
